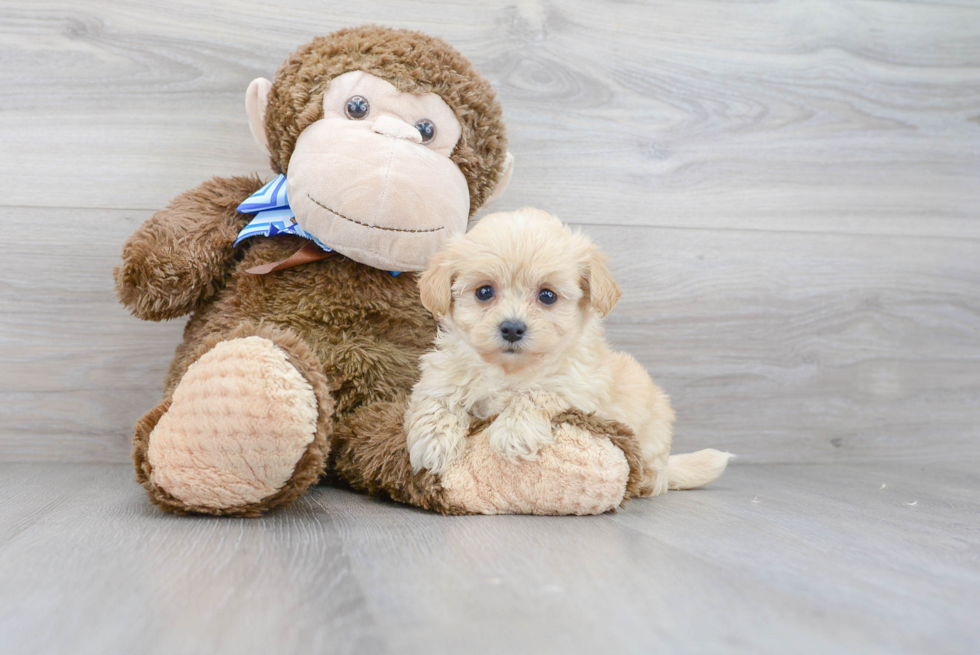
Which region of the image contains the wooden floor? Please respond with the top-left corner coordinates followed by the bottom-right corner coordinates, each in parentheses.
top-left (0, 462), bottom-right (977, 655)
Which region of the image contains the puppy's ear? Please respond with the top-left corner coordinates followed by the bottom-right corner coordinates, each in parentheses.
top-left (584, 249), bottom-right (621, 318)
top-left (418, 250), bottom-right (454, 318)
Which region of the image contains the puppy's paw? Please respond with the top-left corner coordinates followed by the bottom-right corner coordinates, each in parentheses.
top-left (408, 431), bottom-right (466, 475)
top-left (405, 399), bottom-right (470, 475)
top-left (527, 389), bottom-right (571, 418)
top-left (486, 412), bottom-right (553, 464)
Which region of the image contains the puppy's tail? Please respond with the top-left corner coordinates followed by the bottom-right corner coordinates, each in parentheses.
top-left (666, 449), bottom-right (734, 490)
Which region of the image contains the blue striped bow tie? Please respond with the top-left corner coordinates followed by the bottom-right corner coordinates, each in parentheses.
top-left (235, 175), bottom-right (399, 276)
top-left (235, 175), bottom-right (332, 251)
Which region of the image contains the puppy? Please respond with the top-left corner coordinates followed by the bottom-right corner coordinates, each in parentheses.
top-left (405, 208), bottom-right (731, 495)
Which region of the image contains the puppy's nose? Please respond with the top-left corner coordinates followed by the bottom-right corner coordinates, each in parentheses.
top-left (499, 320), bottom-right (526, 343)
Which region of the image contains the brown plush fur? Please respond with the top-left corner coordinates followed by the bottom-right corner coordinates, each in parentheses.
top-left (115, 175), bottom-right (262, 321)
top-left (163, 235), bottom-right (437, 400)
top-left (264, 25), bottom-right (508, 215)
top-left (133, 322), bottom-right (335, 517)
top-left (330, 400), bottom-right (456, 514)
top-left (121, 175), bottom-right (437, 514)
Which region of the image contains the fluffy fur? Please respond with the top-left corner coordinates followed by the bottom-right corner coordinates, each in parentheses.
top-left (115, 175), bottom-right (262, 322)
top-left (406, 208), bottom-right (732, 495)
top-left (124, 184), bottom-right (440, 514)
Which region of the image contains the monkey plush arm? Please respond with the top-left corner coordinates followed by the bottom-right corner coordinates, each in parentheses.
top-left (114, 175), bottom-right (264, 321)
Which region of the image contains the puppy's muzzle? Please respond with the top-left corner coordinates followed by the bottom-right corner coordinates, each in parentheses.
top-left (499, 320), bottom-right (526, 344)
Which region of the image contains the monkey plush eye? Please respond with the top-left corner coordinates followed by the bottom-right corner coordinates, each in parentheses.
top-left (345, 96), bottom-right (370, 120)
top-left (415, 119), bottom-right (436, 144)
top-left (475, 285), bottom-right (495, 302)
top-left (538, 289), bottom-right (558, 305)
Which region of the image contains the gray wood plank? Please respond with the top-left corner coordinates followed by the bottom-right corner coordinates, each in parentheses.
top-left (0, 463), bottom-right (107, 549)
top-left (0, 463), bottom-right (387, 655)
top-left (609, 461), bottom-right (980, 654)
top-left (0, 208), bottom-right (184, 461)
top-left (0, 462), bottom-right (977, 655)
top-left (0, 0), bottom-right (978, 238)
top-left (587, 224), bottom-right (980, 464)
top-left (3, 207), bottom-right (977, 463)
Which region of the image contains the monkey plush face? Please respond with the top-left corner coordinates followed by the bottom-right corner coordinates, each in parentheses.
top-left (285, 71), bottom-right (470, 271)
top-left (244, 27), bottom-right (513, 273)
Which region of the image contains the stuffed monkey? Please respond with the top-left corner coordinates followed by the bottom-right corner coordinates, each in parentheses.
top-left (115, 26), bottom-right (642, 517)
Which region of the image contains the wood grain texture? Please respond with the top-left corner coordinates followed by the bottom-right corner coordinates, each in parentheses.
top-left (1, 0), bottom-right (978, 235)
top-left (0, 462), bottom-right (977, 655)
top-left (1, 0), bottom-right (979, 463)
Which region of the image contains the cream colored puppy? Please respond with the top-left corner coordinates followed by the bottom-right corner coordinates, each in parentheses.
top-left (405, 208), bottom-right (731, 495)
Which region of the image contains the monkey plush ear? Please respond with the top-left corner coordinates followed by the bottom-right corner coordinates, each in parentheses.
top-left (585, 250), bottom-right (622, 318)
top-left (245, 78), bottom-right (273, 157)
top-left (418, 250), bottom-right (454, 318)
top-left (483, 152), bottom-right (514, 207)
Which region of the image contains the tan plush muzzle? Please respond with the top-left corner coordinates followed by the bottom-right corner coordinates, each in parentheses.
top-left (287, 120), bottom-right (470, 271)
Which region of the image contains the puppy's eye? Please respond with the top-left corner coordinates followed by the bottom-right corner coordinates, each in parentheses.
top-left (345, 96), bottom-right (370, 120)
top-left (415, 119), bottom-right (436, 144)
top-left (476, 285), bottom-right (495, 302)
top-left (538, 289), bottom-right (558, 305)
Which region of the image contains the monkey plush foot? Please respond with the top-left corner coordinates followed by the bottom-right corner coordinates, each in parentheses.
top-left (133, 331), bottom-right (333, 516)
top-left (442, 412), bottom-right (642, 515)
top-left (333, 403), bottom-right (643, 516)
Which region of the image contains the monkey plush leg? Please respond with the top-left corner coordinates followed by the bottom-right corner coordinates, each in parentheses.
top-left (332, 402), bottom-right (644, 516)
top-left (132, 325), bottom-right (333, 517)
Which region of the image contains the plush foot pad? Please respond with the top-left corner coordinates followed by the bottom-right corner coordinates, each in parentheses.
top-left (146, 336), bottom-right (319, 510)
top-left (440, 419), bottom-right (632, 515)
top-left (332, 403), bottom-right (640, 516)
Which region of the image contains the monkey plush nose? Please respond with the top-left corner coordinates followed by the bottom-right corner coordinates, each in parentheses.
top-left (372, 115), bottom-right (423, 143)
top-left (499, 320), bottom-right (526, 343)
